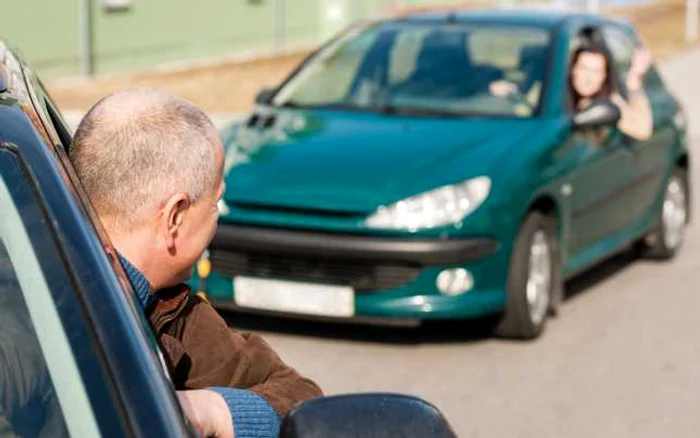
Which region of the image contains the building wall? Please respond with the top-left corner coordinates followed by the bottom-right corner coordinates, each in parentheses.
top-left (91, 0), bottom-right (277, 73)
top-left (2, 1), bottom-right (80, 77)
top-left (3, 0), bottom-right (551, 78)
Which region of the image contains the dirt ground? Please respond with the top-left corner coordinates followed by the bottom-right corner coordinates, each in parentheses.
top-left (47, 0), bottom-right (693, 113)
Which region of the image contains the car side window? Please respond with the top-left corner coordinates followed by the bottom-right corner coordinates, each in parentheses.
top-left (566, 27), bottom-right (598, 113)
top-left (0, 149), bottom-right (102, 438)
top-left (0, 239), bottom-right (71, 438)
top-left (602, 25), bottom-right (637, 94)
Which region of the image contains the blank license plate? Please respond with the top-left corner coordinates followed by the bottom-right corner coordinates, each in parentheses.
top-left (234, 277), bottom-right (355, 318)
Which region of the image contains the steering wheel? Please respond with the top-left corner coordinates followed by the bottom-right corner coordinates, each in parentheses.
top-left (461, 89), bottom-right (534, 116)
top-left (504, 88), bottom-right (535, 113)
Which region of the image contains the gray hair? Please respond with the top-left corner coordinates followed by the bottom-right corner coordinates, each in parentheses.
top-left (70, 88), bottom-right (218, 230)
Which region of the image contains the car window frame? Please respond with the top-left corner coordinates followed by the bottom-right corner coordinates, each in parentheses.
top-left (563, 23), bottom-right (599, 115)
top-left (601, 22), bottom-right (639, 99)
top-left (0, 144), bottom-right (127, 437)
top-left (0, 73), bottom-right (192, 435)
top-left (609, 21), bottom-right (667, 93)
top-left (563, 22), bottom-right (631, 114)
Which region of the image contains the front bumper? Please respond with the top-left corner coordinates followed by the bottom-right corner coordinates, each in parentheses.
top-left (211, 224), bottom-right (498, 265)
top-left (199, 224), bottom-right (509, 321)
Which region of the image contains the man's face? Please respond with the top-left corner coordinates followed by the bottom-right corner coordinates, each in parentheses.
top-left (170, 140), bottom-right (225, 284)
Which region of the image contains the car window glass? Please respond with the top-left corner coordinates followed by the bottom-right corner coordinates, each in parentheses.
top-left (43, 93), bottom-right (73, 151)
top-left (0, 238), bottom-right (70, 438)
top-left (566, 27), bottom-right (604, 112)
top-left (602, 26), bottom-right (636, 88)
top-left (275, 23), bottom-right (551, 117)
top-left (280, 26), bottom-right (379, 105)
top-left (388, 27), bottom-right (430, 85)
top-left (17, 62), bottom-right (72, 155)
top-left (0, 162), bottom-right (101, 438)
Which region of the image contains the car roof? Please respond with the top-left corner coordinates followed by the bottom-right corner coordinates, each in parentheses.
top-left (387, 7), bottom-right (612, 29)
top-left (0, 40), bottom-right (40, 131)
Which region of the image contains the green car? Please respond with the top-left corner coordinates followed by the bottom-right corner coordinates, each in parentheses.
top-left (197, 10), bottom-right (690, 339)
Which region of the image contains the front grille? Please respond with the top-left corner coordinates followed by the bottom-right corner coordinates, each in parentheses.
top-left (210, 250), bottom-right (422, 292)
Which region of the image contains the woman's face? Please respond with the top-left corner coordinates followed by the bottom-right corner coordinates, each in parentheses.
top-left (571, 51), bottom-right (608, 99)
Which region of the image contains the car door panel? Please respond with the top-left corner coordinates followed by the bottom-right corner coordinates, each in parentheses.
top-left (630, 69), bottom-right (678, 224)
top-left (601, 25), bottom-right (673, 232)
top-left (567, 128), bottom-right (638, 255)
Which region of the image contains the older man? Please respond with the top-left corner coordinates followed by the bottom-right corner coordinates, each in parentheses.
top-left (69, 89), bottom-right (322, 437)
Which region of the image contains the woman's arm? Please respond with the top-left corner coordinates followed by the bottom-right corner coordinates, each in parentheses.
top-left (613, 48), bottom-right (654, 141)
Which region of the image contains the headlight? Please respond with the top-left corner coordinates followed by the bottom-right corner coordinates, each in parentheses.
top-left (364, 176), bottom-right (491, 231)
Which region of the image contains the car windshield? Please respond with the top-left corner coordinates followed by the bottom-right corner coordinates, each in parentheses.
top-left (272, 22), bottom-right (552, 118)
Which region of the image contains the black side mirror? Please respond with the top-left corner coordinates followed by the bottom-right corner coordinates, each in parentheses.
top-left (255, 88), bottom-right (275, 105)
top-left (280, 393), bottom-right (457, 438)
top-left (573, 100), bottom-right (621, 129)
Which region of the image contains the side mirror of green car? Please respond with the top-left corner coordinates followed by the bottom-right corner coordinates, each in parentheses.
top-left (573, 100), bottom-right (622, 129)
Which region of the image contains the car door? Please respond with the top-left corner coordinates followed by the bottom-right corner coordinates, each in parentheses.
top-left (566, 27), bottom-right (641, 259)
top-left (0, 144), bottom-right (126, 438)
top-left (603, 23), bottom-right (678, 225)
top-left (1, 60), bottom-right (193, 436)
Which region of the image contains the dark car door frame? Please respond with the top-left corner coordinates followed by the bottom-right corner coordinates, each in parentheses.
top-left (0, 60), bottom-right (192, 436)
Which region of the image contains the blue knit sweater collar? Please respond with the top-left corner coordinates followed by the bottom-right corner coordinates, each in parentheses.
top-left (117, 253), bottom-right (156, 312)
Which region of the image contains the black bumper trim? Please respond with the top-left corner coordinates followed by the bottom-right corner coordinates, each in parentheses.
top-left (211, 225), bottom-right (497, 266)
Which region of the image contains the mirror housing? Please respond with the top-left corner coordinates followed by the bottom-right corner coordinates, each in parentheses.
top-left (573, 100), bottom-right (621, 129)
top-left (255, 88), bottom-right (275, 105)
top-left (280, 393), bottom-right (457, 438)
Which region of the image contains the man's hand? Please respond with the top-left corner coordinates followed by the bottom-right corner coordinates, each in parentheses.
top-left (177, 390), bottom-right (235, 438)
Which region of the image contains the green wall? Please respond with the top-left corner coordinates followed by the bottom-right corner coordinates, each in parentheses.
top-left (91, 1), bottom-right (276, 73)
top-left (1, 1), bottom-right (80, 77)
top-left (1, 0), bottom-right (500, 78)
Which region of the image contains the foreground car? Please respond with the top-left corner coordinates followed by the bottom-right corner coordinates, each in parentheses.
top-left (200, 10), bottom-right (690, 339)
top-left (0, 42), bottom-right (456, 437)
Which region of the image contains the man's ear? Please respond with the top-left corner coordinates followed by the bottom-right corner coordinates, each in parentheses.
top-left (161, 192), bottom-right (190, 250)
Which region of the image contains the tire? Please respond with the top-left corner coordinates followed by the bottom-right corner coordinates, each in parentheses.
top-left (637, 168), bottom-right (689, 260)
top-left (495, 212), bottom-right (562, 340)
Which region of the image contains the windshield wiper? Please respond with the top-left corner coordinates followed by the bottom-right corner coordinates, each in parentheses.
top-left (371, 104), bottom-right (465, 118)
top-left (276, 101), bottom-right (465, 118)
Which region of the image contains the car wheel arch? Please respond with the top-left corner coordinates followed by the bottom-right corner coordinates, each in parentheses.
top-left (524, 194), bottom-right (566, 315)
top-left (675, 153), bottom-right (691, 223)
top-left (525, 194), bottom-right (563, 243)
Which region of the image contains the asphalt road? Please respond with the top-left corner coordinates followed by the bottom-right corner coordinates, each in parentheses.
top-left (221, 49), bottom-right (700, 438)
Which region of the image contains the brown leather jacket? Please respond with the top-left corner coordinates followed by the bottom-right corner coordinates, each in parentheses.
top-left (148, 285), bottom-right (323, 417)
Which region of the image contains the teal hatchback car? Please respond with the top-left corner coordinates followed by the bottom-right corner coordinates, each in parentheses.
top-left (198, 10), bottom-right (690, 339)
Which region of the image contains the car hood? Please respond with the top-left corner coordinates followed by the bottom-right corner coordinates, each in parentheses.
top-left (222, 109), bottom-right (543, 214)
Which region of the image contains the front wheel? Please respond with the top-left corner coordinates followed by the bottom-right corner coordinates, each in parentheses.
top-left (495, 212), bottom-right (561, 340)
top-left (637, 168), bottom-right (689, 260)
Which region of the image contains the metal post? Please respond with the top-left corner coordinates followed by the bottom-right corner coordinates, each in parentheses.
top-left (272, 0), bottom-right (285, 55)
top-left (687, 0), bottom-right (699, 42)
top-left (78, 0), bottom-right (93, 76)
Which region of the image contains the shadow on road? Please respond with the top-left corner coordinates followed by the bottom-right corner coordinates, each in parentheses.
top-left (222, 249), bottom-right (641, 345)
top-left (564, 248), bottom-right (638, 300)
top-left (223, 309), bottom-right (495, 346)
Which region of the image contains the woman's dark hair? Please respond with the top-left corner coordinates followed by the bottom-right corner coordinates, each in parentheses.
top-left (569, 42), bottom-right (616, 108)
